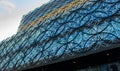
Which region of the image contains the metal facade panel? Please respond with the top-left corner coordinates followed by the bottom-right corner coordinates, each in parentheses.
top-left (0, 0), bottom-right (120, 70)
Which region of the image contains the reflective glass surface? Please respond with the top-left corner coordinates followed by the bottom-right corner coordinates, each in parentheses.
top-left (0, 0), bottom-right (120, 70)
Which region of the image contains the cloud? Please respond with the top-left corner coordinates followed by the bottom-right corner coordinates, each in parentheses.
top-left (0, 0), bottom-right (15, 13)
top-left (0, 0), bottom-right (51, 41)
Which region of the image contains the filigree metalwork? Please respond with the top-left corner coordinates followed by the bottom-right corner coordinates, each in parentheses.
top-left (0, 0), bottom-right (120, 71)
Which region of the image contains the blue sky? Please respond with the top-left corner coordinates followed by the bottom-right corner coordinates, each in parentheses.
top-left (0, 0), bottom-right (50, 41)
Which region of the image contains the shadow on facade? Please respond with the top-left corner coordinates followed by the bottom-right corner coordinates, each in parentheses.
top-left (24, 47), bottom-right (120, 71)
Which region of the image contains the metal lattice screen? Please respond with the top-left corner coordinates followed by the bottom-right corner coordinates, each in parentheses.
top-left (0, 0), bottom-right (120, 70)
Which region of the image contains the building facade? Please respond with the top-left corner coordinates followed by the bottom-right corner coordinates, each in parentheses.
top-left (0, 0), bottom-right (120, 71)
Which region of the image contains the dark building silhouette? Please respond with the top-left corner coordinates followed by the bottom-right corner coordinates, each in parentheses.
top-left (0, 0), bottom-right (120, 71)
